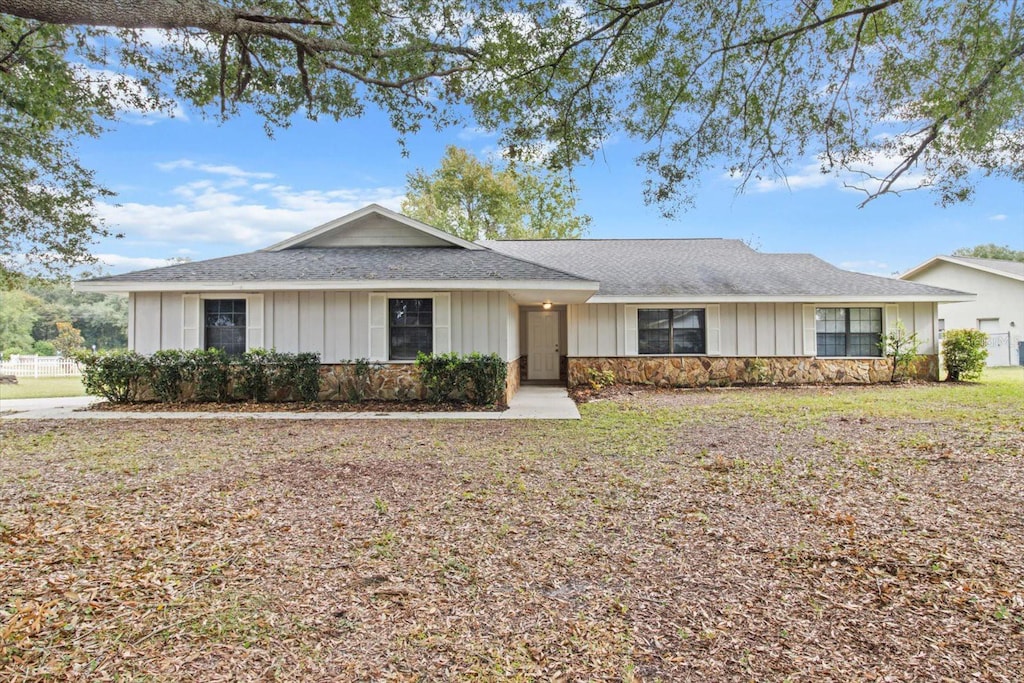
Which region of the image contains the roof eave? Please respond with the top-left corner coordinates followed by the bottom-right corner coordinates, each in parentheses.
top-left (900, 255), bottom-right (1024, 283)
top-left (586, 293), bottom-right (976, 304)
top-left (74, 278), bottom-right (600, 294)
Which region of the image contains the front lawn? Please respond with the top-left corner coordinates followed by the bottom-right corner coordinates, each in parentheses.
top-left (1, 376), bottom-right (1021, 679)
top-left (0, 376), bottom-right (85, 400)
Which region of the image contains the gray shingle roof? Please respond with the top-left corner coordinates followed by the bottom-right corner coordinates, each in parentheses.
top-left (945, 256), bottom-right (1024, 278)
top-left (480, 238), bottom-right (967, 298)
top-left (81, 247), bottom-right (590, 284)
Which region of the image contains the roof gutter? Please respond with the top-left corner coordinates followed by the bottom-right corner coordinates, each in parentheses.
top-left (585, 293), bottom-right (976, 304)
top-left (74, 278), bottom-right (601, 295)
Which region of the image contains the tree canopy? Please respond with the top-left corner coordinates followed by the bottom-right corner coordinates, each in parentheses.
top-left (402, 146), bottom-right (590, 240)
top-left (951, 243), bottom-right (1024, 262)
top-left (0, 281), bottom-right (127, 355)
top-left (2, 0), bottom-right (1022, 278)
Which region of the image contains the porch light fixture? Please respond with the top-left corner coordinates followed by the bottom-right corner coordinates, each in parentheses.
top-left (542, 301), bottom-right (552, 310)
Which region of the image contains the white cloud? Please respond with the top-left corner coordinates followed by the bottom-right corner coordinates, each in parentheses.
top-left (93, 254), bottom-right (178, 271)
top-left (96, 167), bottom-right (406, 256)
top-left (456, 126), bottom-right (495, 142)
top-left (157, 159), bottom-right (275, 179)
top-left (74, 66), bottom-right (187, 123)
top-left (989, 214), bottom-right (1008, 221)
top-left (741, 146), bottom-right (931, 197)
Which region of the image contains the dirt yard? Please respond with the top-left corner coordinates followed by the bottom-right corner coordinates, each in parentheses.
top-left (2, 377), bottom-right (1022, 681)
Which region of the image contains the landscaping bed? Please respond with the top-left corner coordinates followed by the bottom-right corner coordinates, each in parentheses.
top-left (85, 399), bottom-right (506, 413)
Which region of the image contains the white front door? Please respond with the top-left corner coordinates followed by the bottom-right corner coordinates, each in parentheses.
top-left (527, 311), bottom-right (560, 381)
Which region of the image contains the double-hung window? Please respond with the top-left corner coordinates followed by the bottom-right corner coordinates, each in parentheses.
top-left (204, 299), bottom-right (247, 355)
top-left (638, 308), bottom-right (706, 355)
top-left (389, 298), bottom-right (433, 360)
top-left (815, 307), bottom-right (882, 357)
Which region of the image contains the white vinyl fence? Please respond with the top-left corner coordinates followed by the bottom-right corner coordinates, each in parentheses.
top-left (0, 355), bottom-right (82, 378)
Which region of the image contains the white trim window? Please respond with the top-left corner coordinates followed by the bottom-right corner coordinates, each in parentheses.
top-left (815, 307), bottom-right (882, 357)
top-left (389, 298), bottom-right (433, 360)
top-left (638, 308), bottom-right (706, 355)
top-left (204, 299), bottom-right (247, 355)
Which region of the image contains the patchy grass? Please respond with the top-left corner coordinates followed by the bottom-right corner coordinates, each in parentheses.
top-left (0, 376), bottom-right (85, 400)
top-left (2, 377), bottom-right (1023, 680)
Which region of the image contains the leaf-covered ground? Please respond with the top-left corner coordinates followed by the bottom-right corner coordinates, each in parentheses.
top-left (2, 377), bottom-right (1023, 681)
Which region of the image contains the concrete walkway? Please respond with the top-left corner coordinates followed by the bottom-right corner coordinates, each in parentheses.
top-left (0, 385), bottom-right (580, 420)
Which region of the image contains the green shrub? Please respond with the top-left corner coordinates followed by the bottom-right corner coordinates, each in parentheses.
top-left (586, 368), bottom-right (616, 390)
top-left (79, 348), bottom-right (322, 403)
top-left (32, 340), bottom-right (57, 356)
top-left (236, 348), bottom-right (275, 401)
top-left (235, 349), bottom-right (321, 402)
top-left (942, 329), bottom-right (988, 381)
top-left (150, 349), bottom-right (190, 402)
top-left (76, 349), bottom-right (148, 403)
top-left (879, 321), bottom-right (922, 382)
top-left (289, 352), bottom-right (322, 402)
top-left (416, 352), bottom-right (507, 405)
top-left (191, 348), bottom-right (230, 402)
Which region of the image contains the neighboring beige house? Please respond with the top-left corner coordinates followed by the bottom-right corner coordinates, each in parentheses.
top-left (901, 256), bottom-right (1024, 366)
top-left (76, 205), bottom-right (972, 399)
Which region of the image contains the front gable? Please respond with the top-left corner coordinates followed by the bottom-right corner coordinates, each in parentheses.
top-left (264, 204), bottom-right (483, 251)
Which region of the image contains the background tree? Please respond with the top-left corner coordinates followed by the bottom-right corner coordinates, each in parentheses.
top-left (25, 282), bottom-right (129, 350)
top-left (53, 321), bottom-right (85, 357)
top-left (402, 146), bottom-right (590, 241)
top-left (0, 289), bottom-right (40, 355)
top-left (951, 244), bottom-right (1024, 262)
top-left (1, 0), bottom-right (1022, 276)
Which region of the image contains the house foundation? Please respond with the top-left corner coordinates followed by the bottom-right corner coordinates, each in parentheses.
top-left (568, 355), bottom-right (939, 388)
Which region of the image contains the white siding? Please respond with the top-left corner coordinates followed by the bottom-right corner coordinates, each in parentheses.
top-left (323, 292), bottom-right (347, 362)
top-left (774, 303), bottom-right (796, 356)
top-left (134, 293), bottom-right (162, 355)
top-left (914, 301), bottom-right (936, 355)
top-left (567, 303), bottom-right (622, 356)
top-left (301, 214), bottom-right (452, 248)
top-left (273, 291), bottom-right (300, 353)
top-left (719, 303), bottom-right (738, 356)
top-left (507, 297), bottom-right (520, 360)
top-left (349, 292), bottom-right (370, 359)
top-left (124, 294), bottom-right (943, 361)
top-left (563, 301), bottom-right (940, 358)
top-left (450, 291), bottom-right (515, 359)
top-left (160, 293), bottom-right (183, 350)
top-left (262, 293), bottom-right (275, 349)
top-left (755, 303), bottom-right (775, 355)
top-left (298, 291), bottom-right (325, 357)
top-left (736, 303), bottom-right (756, 356)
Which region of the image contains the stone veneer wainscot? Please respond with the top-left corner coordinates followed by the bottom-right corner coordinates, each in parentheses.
top-left (568, 355), bottom-right (939, 388)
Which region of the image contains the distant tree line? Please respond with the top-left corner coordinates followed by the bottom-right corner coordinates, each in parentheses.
top-left (0, 283), bottom-right (127, 357)
top-left (951, 244), bottom-right (1024, 262)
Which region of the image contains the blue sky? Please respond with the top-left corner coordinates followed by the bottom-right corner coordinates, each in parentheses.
top-left (78, 100), bottom-right (1023, 278)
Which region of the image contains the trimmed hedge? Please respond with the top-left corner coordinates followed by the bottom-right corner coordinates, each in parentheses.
top-left (416, 352), bottom-right (507, 406)
top-left (77, 348), bottom-right (321, 403)
top-left (76, 350), bottom-right (149, 403)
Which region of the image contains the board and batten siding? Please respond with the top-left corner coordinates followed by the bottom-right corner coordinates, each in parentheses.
top-left (127, 290), bottom-right (517, 361)
top-left (565, 302), bottom-right (938, 357)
